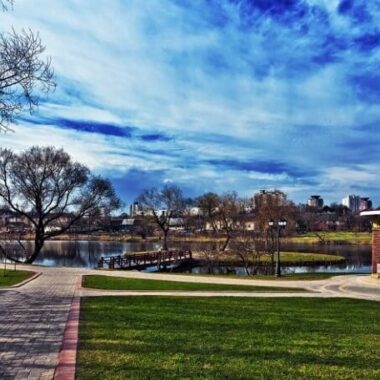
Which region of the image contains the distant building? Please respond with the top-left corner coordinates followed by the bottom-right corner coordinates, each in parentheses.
top-left (252, 189), bottom-right (287, 209)
top-left (307, 195), bottom-right (324, 208)
top-left (106, 217), bottom-right (144, 233)
top-left (359, 197), bottom-right (372, 211)
top-left (187, 207), bottom-right (201, 216)
top-left (342, 195), bottom-right (361, 213)
top-left (129, 202), bottom-right (143, 217)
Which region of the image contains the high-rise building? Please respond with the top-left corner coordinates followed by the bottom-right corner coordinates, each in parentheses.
top-left (342, 195), bottom-right (360, 213)
top-left (307, 195), bottom-right (324, 208)
top-left (342, 195), bottom-right (372, 213)
top-left (253, 189), bottom-right (287, 209)
top-left (359, 197), bottom-right (372, 211)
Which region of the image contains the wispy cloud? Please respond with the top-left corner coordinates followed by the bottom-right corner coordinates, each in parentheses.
top-left (1, 0), bottom-right (380, 205)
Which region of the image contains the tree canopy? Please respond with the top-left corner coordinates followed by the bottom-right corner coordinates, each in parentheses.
top-left (0, 146), bottom-right (121, 263)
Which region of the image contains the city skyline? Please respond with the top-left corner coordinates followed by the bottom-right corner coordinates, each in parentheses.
top-left (1, 0), bottom-right (380, 205)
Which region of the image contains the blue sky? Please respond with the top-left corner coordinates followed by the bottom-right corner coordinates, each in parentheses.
top-left (1, 0), bottom-right (380, 206)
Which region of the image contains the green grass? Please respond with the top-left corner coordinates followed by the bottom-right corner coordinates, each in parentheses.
top-left (77, 297), bottom-right (380, 380)
top-left (0, 269), bottom-right (35, 287)
top-left (260, 252), bottom-right (345, 264)
top-left (287, 231), bottom-right (371, 245)
top-left (202, 251), bottom-right (345, 265)
top-left (82, 275), bottom-right (304, 292)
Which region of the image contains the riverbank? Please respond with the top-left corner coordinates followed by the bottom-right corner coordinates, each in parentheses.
top-left (0, 233), bottom-right (147, 242)
top-left (191, 251), bottom-right (345, 267)
top-left (285, 231), bottom-right (371, 245)
top-left (2, 231), bottom-right (371, 245)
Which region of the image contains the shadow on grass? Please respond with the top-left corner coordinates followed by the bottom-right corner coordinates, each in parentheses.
top-left (77, 297), bottom-right (380, 379)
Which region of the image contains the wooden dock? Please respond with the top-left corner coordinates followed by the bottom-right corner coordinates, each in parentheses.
top-left (97, 249), bottom-right (192, 270)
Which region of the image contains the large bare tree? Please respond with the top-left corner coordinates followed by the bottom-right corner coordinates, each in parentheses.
top-left (137, 184), bottom-right (185, 251)
top-left (0, 146), bottom-right (121, 263)
top-left (1, 0), bottom-right (55, 131)
top-left (229, 233), bottom-right (267, 276)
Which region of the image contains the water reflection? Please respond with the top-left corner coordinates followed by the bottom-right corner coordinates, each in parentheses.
top-left (178, 264), bottom-right (371, 275)
top-left (0, 240), bottom-right (372, 274)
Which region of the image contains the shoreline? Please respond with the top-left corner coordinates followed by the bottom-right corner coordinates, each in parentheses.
top-left (0, 232), bottom-right (372, 246)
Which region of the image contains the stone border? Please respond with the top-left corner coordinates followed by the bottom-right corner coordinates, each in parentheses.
top-left (54, 277), bottom-right (82, 380)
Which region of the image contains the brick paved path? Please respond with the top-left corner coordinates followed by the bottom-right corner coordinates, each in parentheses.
top-left (0, 269), bottom-right (79, 380)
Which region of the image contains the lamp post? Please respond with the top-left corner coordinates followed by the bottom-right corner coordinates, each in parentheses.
top-left (268, 219), bottom-right (287, 277)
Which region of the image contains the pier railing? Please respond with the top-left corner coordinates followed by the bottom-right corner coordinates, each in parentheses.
top-left (98, 249), bottom-right (192, 270)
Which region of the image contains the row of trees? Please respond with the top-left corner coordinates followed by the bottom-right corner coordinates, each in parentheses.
top-left (136, 185), bottom-right (372, 273)
top-left (137, 186), bottom-right (296, 275)
top-left (0, 145), bottom-right (371, 267)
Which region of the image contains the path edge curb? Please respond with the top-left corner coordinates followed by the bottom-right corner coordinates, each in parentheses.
top-left (54, 276), bottom-right (82, 380)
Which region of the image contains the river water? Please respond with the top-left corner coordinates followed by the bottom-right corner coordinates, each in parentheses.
top-left (1, 240), bottom-right (372, 274)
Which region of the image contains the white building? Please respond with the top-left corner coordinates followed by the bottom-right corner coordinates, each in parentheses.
top-left (342, 195), bottom-right (360, 213)
top-left (307, 195), bottom-right (324, 208)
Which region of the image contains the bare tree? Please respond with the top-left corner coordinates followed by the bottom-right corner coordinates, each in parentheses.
top-left (137, 184), bottom-right (185, 251)
top-left (0, 146), bottom-right (122, 263)
top-left (253, 190), bottom-right (297, 273)
top-left (1, 0), bottom-right (55, 131)
top-left (195, 249), bottom-right (221, 274)
top-left (216, 192), bottom-right (244, 251)
top-left (230, 233), bottom-right (267, 276)
top-left (197, 192), bottom-right (220, 232)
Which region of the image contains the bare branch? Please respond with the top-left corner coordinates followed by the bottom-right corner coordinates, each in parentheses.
top-left (0, 17), bottom-right (55, 131)
top-left (1, 0), bottom-right (13, 11)
top-left (138, 184), bottom-right (185, 250)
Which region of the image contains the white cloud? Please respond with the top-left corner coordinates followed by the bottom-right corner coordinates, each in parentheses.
top-left (1, 0), bottom-right (380, 204)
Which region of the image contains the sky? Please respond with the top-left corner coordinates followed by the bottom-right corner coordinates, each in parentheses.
top-left (1, 0), bottom-right (380, 207)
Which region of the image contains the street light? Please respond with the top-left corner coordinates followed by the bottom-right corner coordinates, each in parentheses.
top-left (268, 219), bottom-right (287, 277)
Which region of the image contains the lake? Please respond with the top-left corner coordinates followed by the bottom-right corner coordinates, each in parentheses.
top-left (0, 240), bottom-right (372, 274)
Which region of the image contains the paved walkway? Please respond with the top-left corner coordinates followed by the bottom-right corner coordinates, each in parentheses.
top-left (0, 265), bottom-right (379, 379)
top-left (0, 269), bottom-right (79, 380)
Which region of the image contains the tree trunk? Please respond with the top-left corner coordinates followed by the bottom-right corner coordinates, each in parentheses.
top-left (234, 250), bottom-right (250, 276)
top-left (221, 234), bottom-right (230, 251)
top-left (26, 235), bottom-right (44, 264)
top-left (162, 230), bottom-right (169, 251)
top-left (271, 252), bottom-right (275, 275)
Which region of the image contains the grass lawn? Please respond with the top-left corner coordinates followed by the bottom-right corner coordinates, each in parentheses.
top-left (287, 231), bottom-right (371, 245)
top-left (82, 275), bottom-right (305, 292)
top-left (77, 297), bottom-right (380, 380)
top-left (0, 269), bottom-right (35, 287)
